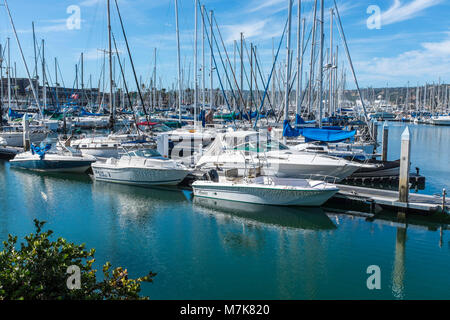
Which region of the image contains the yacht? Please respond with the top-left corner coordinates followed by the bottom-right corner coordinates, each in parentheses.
top-left (91, 148), bottom-right (190, 186)
top-left (430, 115), bottom-right (450, 126)
top-left (70, 133), bottom-right (155, 159)
top-left (0, 123), bottom-right (48, 147)
top-left (192, 174), bottom-right (339, 207)
top-left (196, 130), bottom-right (368, 181)
top-left (292, 141), bottom-right (371, 161)
top-left (10, 140), bottom-right (96, 173)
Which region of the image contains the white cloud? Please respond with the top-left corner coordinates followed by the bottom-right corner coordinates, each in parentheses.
top-left (17, 22), bottom-right (77, 34)
top-left (223, 20), bottom-right (270, 44)
top-left (357, 35), bottom-right (450, 83)
top-left (248, 0), bottom-right (286, 13)
top-left (79, 0), bottom-right (102, 7)
top-left (380, 0), bottom-right (442, 26)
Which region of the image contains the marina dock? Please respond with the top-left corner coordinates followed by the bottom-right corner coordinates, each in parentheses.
top-left (329, 184), bottom-right (448, 215)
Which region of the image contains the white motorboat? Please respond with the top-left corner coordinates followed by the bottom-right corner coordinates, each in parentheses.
top-left (292, 141), bottom-right (372, 161)
top-left (192, 175), bottom-right (339, 207)
top-left (0, 124), bottom-right (48, 147)
top-left (155, 126), bottom-right (216, 161)
top-left (70, 133), bottom-right (155, 158)
top-left (430, 115), bottom-right (450, 126)
top-left (10, 140), bottom-right (96, 173)
top-left (196, 131), bottom-right (368, 181)
top-left (91, 148), bottom-right (190, 186)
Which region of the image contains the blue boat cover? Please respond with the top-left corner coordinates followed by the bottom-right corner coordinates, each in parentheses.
top-left (283, 120), bottom-right (301, 137)
top-left (81, 108), bottom-right (104, 116)
top-left (295, 114), bottom-right (305, 125)
top-left (31, 143), bottom-right (52, 160)
top-left (283, 120), bottom-right (355, 142)
top-left (242, 111), bottom-right (258, 120)
top-left (302, 127), bottom-right (356, 142)
top-left (8, 108), bottom-right (23, 120)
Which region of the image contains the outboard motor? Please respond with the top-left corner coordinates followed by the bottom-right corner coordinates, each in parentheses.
top-left (203, 169), bottom-right (219, 182)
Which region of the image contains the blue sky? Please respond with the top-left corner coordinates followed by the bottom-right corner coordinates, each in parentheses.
top-left (1, 0), bottom-right (449, 91)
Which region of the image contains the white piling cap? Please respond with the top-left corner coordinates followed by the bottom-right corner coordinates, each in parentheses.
top-left (383, 121), bottom-right (389, 128)
top-left (401, 126), bottom-right (410, 140)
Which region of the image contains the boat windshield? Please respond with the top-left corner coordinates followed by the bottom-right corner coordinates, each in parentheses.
top-left (232, 140), bottom-right (289, 153)
top-left (127, 149), bottom-right (163, 158)
top-left (151, 123), bottom-right (172, 132)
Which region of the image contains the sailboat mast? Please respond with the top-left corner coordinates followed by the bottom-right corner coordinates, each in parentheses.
top-left (318, 0), bottom-right (324, 128)
top-left (55, 58), bottom-right (58, 108)
top-left (0, 43), bottom-right (3, 125)
top-left (329, 8), bottom-right (333, 116)
top-left (107, 0), bottom-right (114, 129)
top-left (42, 39), bottom-right (46, 110)
top-left (32, 22), bottom-right (37, 78)
top-left (202, 5), bottom-right (206, 118)
top-left (272, 38), bottom-right (276, 112)
top-left (175, 0), bottom-right (182, 122)
top-left (153, 48), bottom-right (157, 110)
top-left (240, 32), bottom-right (243, 110)
top-left (4, 0), bottom-right (41, 116)
top-left (81, 52), bottom-right (84, 106)
top-left (210, 10), bottom-right (214, 110)
top-left (194, 0), bottom-right (198, 128)
top-left (284, 0), bottom-right (293, 127)
top-left (308, 0), bottom-right (318, 116)
top-left (7, 37), bottom-right (11, 111)
top-left (295, 0), bottom-right (302, 116)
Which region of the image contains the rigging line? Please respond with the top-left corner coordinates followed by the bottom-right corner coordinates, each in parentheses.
top-left (253, 46), bottom-right (276, 120)
top-left (113, 0), bottom-right (149, 121)
top-left (111, 32), bottom-right (141, 132)
top-left (201, 5), bottom-right (239, 115)
top-left (199, 4), bottom-right (236, 127)
top-left (243, 43), bottom-right (265, 113)
top-left (254, 18), bottom-right (288, 128)
top-left (210, 10), bottom-right (248, 119)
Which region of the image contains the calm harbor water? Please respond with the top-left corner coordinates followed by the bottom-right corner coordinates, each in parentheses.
top-left (375, 121), bottom-right (450, 195)
top-left (0, 123), bottom-right (449, 299)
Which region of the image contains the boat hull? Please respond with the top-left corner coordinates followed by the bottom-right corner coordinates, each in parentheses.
top-left (10, 159), bottom-right (93, 173)
top-left (262, 161), bottom-right (359, 181)
top-left (192, 182), bottom-right (338, 206)
top-left (0, 132), bottom-right (47, 147)
top-left (430, 118), bottom-right (450, 126)
top-left (91, 165), bottom-right (189, 186)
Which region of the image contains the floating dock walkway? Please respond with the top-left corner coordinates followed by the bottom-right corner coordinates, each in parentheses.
top-left (330, 184), bottom-right (448, 215)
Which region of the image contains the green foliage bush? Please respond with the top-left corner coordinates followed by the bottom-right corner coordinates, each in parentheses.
top-left (0, 219), bottom-right (156, 300)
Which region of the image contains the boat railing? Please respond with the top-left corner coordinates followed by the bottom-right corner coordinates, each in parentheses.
top-left (305, 174), bottom-right (340, 186)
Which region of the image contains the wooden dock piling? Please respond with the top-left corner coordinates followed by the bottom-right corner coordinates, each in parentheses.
top-left (382, 121), bottom-right (389, 162)
top-left (398, 127), bottom-right (411, 203)
top-left (22, 115), bottom-right (30, 151)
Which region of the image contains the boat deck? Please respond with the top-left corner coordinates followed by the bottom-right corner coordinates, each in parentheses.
top-left (0, 146), bottom-right (23, 160)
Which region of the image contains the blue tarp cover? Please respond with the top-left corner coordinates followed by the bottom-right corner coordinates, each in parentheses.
top-left (81, 108), bottom-right (104, 116)
top-left (31, 143), bottom-right (52, 160)
top-left (283, 120), bottom-right (355, 142)
top-left (8, 108), bottom-right (23, 119)
top-left (302, 127), bottom-right (356, 142)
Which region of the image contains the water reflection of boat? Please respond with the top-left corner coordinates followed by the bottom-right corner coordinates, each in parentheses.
top-left (93, 179), bottom-right (186, 202)
top-left (92, 180), bottom-right (188, 219)
top-left (193, 197), bottom-right (337, 230)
